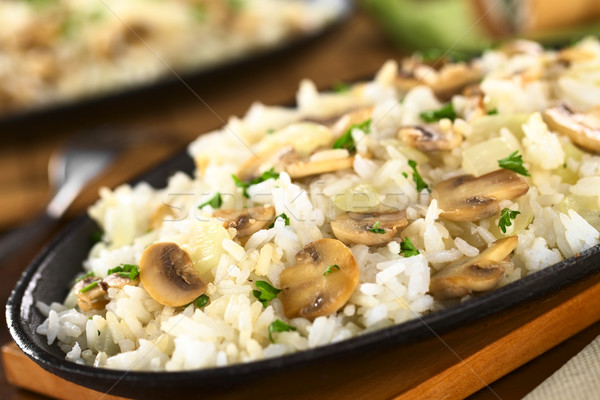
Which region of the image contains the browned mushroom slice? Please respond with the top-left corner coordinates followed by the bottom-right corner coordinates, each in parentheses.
top-left (280, 238), bottom-right (359, 319)
top-left (213, 205), bottom-right (275, 237)
top-left (432, 169), bottom-right (529, 222)
top-left (543, 103), bottom-right (600, 154)
top-left (139, 242), bottom-right (207, 307)
top-left (103, 273), bottom-right (140, 290)
top-left (150, 203), bottom-right (175, 230)
top-left (429, 236), bottom-right (518, 299)
top-left (397, 63), bottom-right (482, 101)
top-left (330, 107), bottom-right (374, 137)
top-left (398, 125), bottom-right (462, 152)
top-left (285, 155), bottom-right (355, 179)
top-left (74, 277), bottom-right (109, 312)
top-left (236, 146), bottom-right (294, 182)
top-left (330, 211), bottom-right (408, 246)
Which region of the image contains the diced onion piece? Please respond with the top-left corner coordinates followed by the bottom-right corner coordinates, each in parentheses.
top-left (462, 137), bottom-right (518, 177)
top-left (183, 220), bottom-right (231, 276)
top-left (333, 183), bottom-right (380, 212)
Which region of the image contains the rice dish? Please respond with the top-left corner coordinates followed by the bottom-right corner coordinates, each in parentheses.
top-left (0, 0), bottom-right (343, 115)
top-left (37, 38), bottom-right (600, 371)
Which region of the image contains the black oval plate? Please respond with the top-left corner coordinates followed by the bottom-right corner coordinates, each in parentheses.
top-left (6, 146), bottom-right (600, 399)
top-left (0, 0), bottom-right (353, 136)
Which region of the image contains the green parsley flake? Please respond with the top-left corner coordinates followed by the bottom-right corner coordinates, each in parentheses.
top-left (498, 150), bottom-right (530, 176)
top-left (252, 281), bottom-right (281, 308)
top-left (107, 264), bottom-right (139, 280)
top-left (75, 271), bottom-right (95, 283)
top-left (400, 237), bottom-right (420, 257)
top-left (408, 160), bottom-right (430, 193)
top-left (419, 103), bottom-right (457, 122)
top-left (487, 108), bottom-right (498, 115)
top-left (323, 264), bottom-right (341, 276)
top-left (367, 221), bottom-right (386, 234)
top-left (332, 118), bottom-right (371, 152)
top-left (402, 171), bottom-right (408, 178)
top-left (269, 213), bottom-right (290, 228)
top-left (233, 168), bottom-right (280, 198)
top-left (268, 319), bottom-right (297, 343)
top-left (80, 281), bottom-right (99, 293)
top-left (198, 193), bottom-right (222, 209)
top-left (498, 208), bottom-right (521, 233)
top-left (332, 81), bottom-right (351, 93)
top-left (194, 295), bottom-right (210, 308)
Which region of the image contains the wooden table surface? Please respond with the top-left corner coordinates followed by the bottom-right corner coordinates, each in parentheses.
top-left (1, 9), bottom-right (599, 400)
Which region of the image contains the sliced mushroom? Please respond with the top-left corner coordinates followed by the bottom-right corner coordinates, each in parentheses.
top-left (236, 146), bottom-right (293, 182)
top-left (74, 277), bottom-right (109, 312)
top-left (396, 62), bottom-right (482, 101)
top-left (429, 236), bottom-right (518, 299)
top-left (432, 169), bottom-right (529, 222)
top-left (103, 273), bottom-right (140, 291)
top-left (330, 107), bottom-right (373, 137)
top-left (213, 205), bottom-right (275, 238)
top-left (139, 242), bottom-right (207, 307)
top-left (150, 203), bottom-right (175, 230)
top-left (280, 238), bottom-right (359, 319)
top-left (543, 103), bottom-right (600, 153)
top-left (285, 154), bottom-right (355, 179)
top-left (330, 211), bottom-right (408, 246)
top-left (398, 125), bottom-right (462, 152)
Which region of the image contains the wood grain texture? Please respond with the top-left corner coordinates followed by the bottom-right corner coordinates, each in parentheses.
top-left (3, 276), bottom-right (600, 400)
top-left (2, 343), bottom-right (127, 400)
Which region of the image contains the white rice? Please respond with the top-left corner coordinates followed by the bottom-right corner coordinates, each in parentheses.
top-left (37, 38), bottom-right (600, 371)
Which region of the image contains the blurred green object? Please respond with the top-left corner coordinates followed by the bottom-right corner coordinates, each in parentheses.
top-left (364, 0), bottom-right (491, 54)
top-left (363, 0), bottom-right (600, 57)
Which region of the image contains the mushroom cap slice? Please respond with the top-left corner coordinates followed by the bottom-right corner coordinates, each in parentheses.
top-left (432, 169), bottom-right (529, 222)
top-left (236, 146), bottom-right (293, 182)
top-left (398, 125), bottom-right (462, 152)
top-left (331, 211), bottom-right (408, 246)
top-left (280, 238), bottom-right (359, 319)
top-left (74, 277), bottom-right (109, 312)
top-left (430, 236), bottom-right (518, 299)
top-left (139, 242), bottom-right (207, 307)
top-left (213, 205), bottom-right (275, 238)
top-left (285, 155), bottom-right (355, 179)
top-left (330, 107), bottom-right (373, 138)
top-left (543, 103), bottom-right (600, 154)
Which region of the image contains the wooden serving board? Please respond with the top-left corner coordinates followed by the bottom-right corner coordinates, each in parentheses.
top-left (3, 274), bottom-right (600, 400)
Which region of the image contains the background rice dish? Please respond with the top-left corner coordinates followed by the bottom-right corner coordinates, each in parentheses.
top-left (37, 38), bottom-right (600, 371)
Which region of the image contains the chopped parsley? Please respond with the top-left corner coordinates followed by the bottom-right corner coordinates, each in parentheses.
top-left (332, 118), bottom-right (371, 152)
top-left (266, 128), bottom-right (276, 135)
top-left (399, 237), bottom-right (420, 257)
top-left (367, 221), bottom-right (386, 234)
top-left (268, 319), bottom-right (297, 343)
top-left (75, 271), bottom-right (95, 283)
top-left (323, 264), bottom-right (341, 276)
top-left (402, 171), bottom-right (408, 178)
top-left (419, 103), bottom-right (457, 123)
top-left (332, 81), bottom-right (351, 93)
top-left (194, 295), bottom-right (210, 308)
top-left (107, 264), bottom-right (139, 280)
top-left (498, 208), bottom-right (521, 233)
top-left (80, 281), bottom-right (99, 293)
top-left (269, 213), bottom-right (290, 228)
top-left (198, 193), bottom-right (222, 209)
top-left (408, 159), bottom-right (430, 193)
top-left (498, 150), bottom-right (530, 176)
top-left (487, 108), bottom-right (498, 115)
top-left (253, 281), bottom-right (281, 308)
top-left (233, 168), bottom-right (280, 198)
